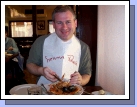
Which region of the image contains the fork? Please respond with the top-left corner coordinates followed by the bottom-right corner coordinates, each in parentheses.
top-left (41, 83), bottom-right (48, 92)
top-left (53, 74), bottom-right (62, 81)
top-left (41, 83), bottom-right (52, 95)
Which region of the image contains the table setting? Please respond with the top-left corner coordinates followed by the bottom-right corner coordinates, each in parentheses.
top-left (9, 74), bottom-right (85, 95)
top-left (9, 83), bottom-right (114, 95)
top-left (9, 74), bottom-right (114, 95)
top-left (9, 69), bottom-right (113, 95)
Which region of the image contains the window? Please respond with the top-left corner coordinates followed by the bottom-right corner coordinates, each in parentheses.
top-left (48, 20), bottom-right (55, 33)
top-left (10, 22), bottom-right (33, 37)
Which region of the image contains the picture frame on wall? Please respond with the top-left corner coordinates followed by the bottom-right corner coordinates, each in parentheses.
top-left (37, 20), bottom-right (45, 30)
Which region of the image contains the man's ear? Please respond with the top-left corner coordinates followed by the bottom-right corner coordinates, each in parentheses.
top-left (75, 19), bottom-right (77, 27)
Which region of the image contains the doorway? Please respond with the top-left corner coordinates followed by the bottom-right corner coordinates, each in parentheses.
top-left (76, 5), bottom-right (98, 86)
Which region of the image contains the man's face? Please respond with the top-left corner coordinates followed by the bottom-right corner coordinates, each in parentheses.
top-left (53, 11), bottom-right (77, 41)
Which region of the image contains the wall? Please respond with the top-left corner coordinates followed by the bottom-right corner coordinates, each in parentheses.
top-left (5, 6), bottom-right (10, 26)
top-left (96, 5), bottom-right (125, 95)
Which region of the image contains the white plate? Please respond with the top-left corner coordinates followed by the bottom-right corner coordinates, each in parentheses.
top-left (44, 83), bottom-right (84, 95)
top-left (9, 84), bottom-right (39, 95)
top-left (92, 91), bottom-right (113, 95)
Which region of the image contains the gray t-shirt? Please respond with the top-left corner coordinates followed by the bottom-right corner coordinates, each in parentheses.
top-left (5, 37), bottom-right (19, 54)
top-left (27, 34), bottom-right (92, 77)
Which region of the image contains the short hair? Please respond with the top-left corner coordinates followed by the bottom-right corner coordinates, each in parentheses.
top-left (52, 5), bottom-right (76, 21)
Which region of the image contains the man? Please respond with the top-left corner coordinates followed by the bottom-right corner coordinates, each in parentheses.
top-left (5, 27), bottom-right (19, 54)
top-left (26, 5), bottom-right (92, 86)
top-left (5, 26), bottom-right (24, 78)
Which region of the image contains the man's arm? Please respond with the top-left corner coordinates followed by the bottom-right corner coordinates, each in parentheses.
top-left (81, 74), bottom-right (91, 86)
top-left (12, 40), bottom-right (19, 53)
top-left (26, 63), bottom-right (44, 76)
top-left (26, 63), bottom-right (58, 82)
top-left (78, 40), bottom-right (92, 85)
top-left (6, 38), bottom-right (19, 54)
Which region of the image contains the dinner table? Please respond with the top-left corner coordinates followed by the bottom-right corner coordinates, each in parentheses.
top-left (9, 83), bottom-right (103, 95)
top-left (5, 53), bottom-right (19, 63)
top-left (82, 86), bottom-right (103, 95)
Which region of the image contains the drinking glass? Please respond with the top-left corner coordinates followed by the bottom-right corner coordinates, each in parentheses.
top-left (27, 86), bottom-right (42, 95)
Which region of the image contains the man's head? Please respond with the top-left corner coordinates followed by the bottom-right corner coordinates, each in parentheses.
top-left (52, 5), bottom-right (77, 41)
top-left (52, 5), bottom-right (76, 21)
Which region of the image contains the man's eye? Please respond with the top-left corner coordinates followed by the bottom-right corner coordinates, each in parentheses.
top-left (67, 21), bottom-right (71, 24)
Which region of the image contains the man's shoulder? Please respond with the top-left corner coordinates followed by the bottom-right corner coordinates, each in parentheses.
top-left (34, 34), bottom-right (50, 43)
top-left (79, 39), bottom-right (89, 49)
top-left (7, 37), bottom-right (12, 40)
top-left (36, 34), bottom-right (49, 40)
top-left (7, 37), bottom-right (15, 42)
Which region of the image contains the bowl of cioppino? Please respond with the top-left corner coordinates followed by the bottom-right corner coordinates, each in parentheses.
top-left (47, 81), bottom-right (83, 95)
top-left (44, 74), bottom-right (84, 95)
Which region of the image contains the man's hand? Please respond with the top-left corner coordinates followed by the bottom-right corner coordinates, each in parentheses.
top-left (42, 67), bottom-right (58, 82)
top-left (70, 71), bottom-right (82, 85)
top-left (8, 46), bottom-right (13, 50)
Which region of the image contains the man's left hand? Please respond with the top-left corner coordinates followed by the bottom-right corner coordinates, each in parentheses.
top-left (70, 71), bottom-right (82, 85)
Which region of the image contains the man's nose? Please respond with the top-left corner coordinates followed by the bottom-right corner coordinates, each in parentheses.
top-left (62, 23), bottom-right (67, 29)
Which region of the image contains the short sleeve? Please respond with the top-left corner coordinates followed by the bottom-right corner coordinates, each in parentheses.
top-left (26, 35), bottom-right (47, 66)
top-left (79, 41), bottom-right (92, 75)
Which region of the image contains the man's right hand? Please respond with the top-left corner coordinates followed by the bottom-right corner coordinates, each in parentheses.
top-left (42, 67), bottom-right (58, 82)
top-left (26, 63), bottom-right (58, 82)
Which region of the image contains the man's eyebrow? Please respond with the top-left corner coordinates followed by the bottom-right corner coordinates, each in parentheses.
top-left (56, 21), bottom-right (62, 22)
top-left (55, 20), bottom-right (72, 22)
top-left (66, 20), bottom-right (71, 22)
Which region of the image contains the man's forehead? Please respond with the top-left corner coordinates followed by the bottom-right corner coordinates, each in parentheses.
top-left (55, 11), bottom-right (73, 16)
top-left (54, 14), bottom-right (75, 21)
